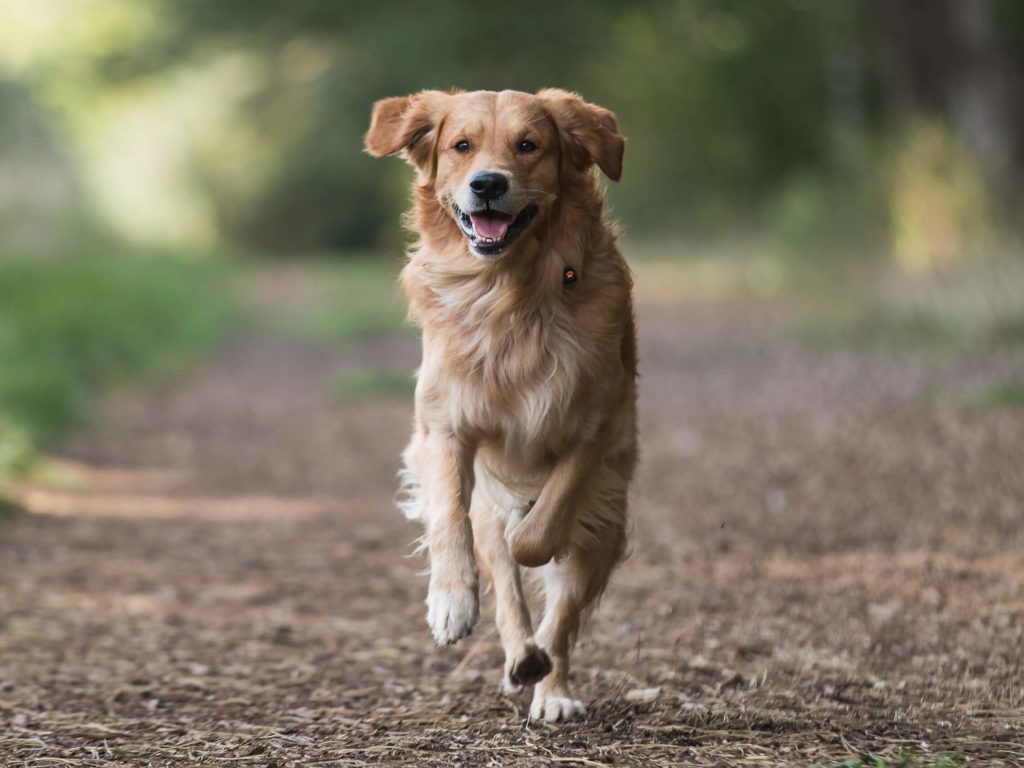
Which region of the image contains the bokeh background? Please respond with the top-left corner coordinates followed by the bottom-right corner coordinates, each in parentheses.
top-left (4, 0), bottom-right (1024, 255)
top-left (3, 0), bottom-right (1024, 489)
top-left (4, 0), bottom-right (1024, 488)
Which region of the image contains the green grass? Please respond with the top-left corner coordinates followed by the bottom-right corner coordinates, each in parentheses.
top-left (334, 368), bottom-right (415, 400)
top-left (788, 252), bottom-right (1024, 353)
top-left (0, 494), bottom-right (22, 520)
top-left (800, 309), bottom-right (965, 352)
top-left (966, 380), bottom-right (1024, 409)
top-left (262, 257), bottom-right (409, 341)
top-left (991, 315), bottom-right (1024, 344)
top-left (251, 258), bottom-right (415, 401)
top-left (0, 255), bottom-right (236, 487)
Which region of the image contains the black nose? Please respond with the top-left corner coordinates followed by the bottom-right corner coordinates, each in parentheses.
top-left (469, 171), bottom-right (509, 201)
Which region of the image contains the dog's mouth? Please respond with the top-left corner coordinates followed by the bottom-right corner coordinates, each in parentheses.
top-left (453, 203), bottom-right (540, 257)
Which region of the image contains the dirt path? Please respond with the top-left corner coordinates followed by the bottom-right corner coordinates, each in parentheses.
top-left (2, 268), bottom-right (1023, 766)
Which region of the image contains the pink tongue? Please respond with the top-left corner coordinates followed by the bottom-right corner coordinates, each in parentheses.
top-left (470, 213), bottom-right (512, 240)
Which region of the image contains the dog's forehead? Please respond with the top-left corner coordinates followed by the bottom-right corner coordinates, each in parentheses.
top-left (446, 91), bottom-right (548, 132)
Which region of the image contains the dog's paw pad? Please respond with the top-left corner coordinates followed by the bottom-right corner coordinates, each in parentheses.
top-left (530, 695), bottom-right (586, 723)
top-left (426, 585), bottom-right (478, 646)
top-left (509, 645), bottom-right (552, 687)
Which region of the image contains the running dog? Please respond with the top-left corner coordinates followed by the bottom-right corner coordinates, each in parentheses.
top-left (365, 88), bottom-right (636, 721)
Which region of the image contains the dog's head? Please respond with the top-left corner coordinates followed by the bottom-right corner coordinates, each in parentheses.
top-left (365, 89), bottom-right (624, 259)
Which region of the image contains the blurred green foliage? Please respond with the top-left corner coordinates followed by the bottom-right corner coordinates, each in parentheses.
top-left (134, 0), bottom-right (880, 249)
top-left (0, 256), bottom-right (235, 484)
top-left (256, 257), bottom-right (407, 340)
top-left (966, 380), bottom-right (1024, 410)
top-left (334, 369), bottom-right (416, 401)
top-left (3, 0), bottom-right (1021, 255)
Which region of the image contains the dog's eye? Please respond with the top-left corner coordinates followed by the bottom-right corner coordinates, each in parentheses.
top-left (517, 139), bottom-right (539, 153)
top-left (453, 139), bottom-right (471, 153)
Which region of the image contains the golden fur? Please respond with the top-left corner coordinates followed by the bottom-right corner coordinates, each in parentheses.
top-left (365, 89), bottom-right (636, 722)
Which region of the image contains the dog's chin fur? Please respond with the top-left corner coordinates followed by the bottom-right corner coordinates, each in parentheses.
top-left (369, 89), bottom-right (635, 722)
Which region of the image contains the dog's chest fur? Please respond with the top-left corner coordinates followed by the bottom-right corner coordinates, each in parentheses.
top-left (407, 257), bottom-right (606, 468)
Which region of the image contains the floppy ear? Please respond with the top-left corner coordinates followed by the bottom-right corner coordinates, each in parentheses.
top-left (538, 88), bottom-right (625, 182)
top-left (364, 91), bottom-right (448, 169)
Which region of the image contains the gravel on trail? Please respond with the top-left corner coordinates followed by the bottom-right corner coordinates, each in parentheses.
top-left (2, 273), bottom-right (1023, 767)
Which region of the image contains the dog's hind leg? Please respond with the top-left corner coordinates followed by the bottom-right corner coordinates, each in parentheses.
top-left (530, 523), bottom-right (626, 722)
top-left (471, 500), bottom-right (552, 692)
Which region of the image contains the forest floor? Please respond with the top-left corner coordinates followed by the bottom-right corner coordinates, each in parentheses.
top-left (2, 261), bottom-right (1023, 767)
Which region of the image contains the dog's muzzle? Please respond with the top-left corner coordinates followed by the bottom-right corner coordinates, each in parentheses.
top-left (453, 202), bottom-right (540, 257)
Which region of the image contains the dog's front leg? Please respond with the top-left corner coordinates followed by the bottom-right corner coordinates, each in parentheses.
top-left (506, 445), bottom-right (592, 568)
top-left (420, 431), bottom-right (479, 645)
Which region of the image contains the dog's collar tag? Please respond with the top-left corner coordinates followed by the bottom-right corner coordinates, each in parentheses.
top-left (562, 265), bottom-right (578, 285)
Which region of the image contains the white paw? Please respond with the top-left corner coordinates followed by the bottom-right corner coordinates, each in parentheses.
top-left (530, 694), bottom-right (586, 722)
top-left (426, 584), bottom-right (478, 646)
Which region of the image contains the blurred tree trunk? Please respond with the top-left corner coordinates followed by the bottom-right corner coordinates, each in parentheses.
top-left (823, 2), bottom-right (867, 173)
top-left (947, 1), bottom-right (1018, 199)
top-left (868, 0), bottom-right (1020, 204)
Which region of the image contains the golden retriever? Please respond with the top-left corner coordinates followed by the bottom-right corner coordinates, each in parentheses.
top-left (365, 89), bottom-right (636, 722)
